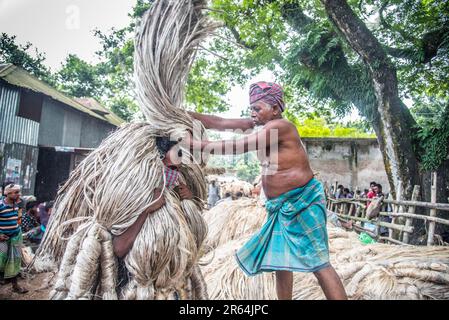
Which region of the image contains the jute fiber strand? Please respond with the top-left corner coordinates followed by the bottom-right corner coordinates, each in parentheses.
top-left (35, 0), bottom-right (217, 300)
top-left (201, 201), bottom-right (449, 300)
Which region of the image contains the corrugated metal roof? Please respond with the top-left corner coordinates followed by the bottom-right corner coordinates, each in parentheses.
top-left (74, 97), bottom-right (124, 126)
top-left (0, 64), bottom-right (124, 126)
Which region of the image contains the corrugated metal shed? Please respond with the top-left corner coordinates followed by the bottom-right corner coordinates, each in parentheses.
top-left (0, 63), bottom-right (124, 126)
top-left (0, 83), bottom-right (39, 146)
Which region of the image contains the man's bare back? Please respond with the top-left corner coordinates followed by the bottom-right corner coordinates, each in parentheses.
top-left (258, 119), bottom-right (314, 199)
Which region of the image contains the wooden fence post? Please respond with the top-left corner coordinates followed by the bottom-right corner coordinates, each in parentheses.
top-left (427, 172), bottom-right (438, 246)
top-left (390, 181), bottom-right (406, 240)
top-left (334, 181), bottom-right (338, 197)
top-left (348, 203), bottom-right (355, 216)
top-left (402, 185), bottom-right (420, 244)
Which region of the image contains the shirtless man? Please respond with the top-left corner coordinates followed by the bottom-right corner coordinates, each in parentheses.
top-left (187, 81), bottom-right (347, 300)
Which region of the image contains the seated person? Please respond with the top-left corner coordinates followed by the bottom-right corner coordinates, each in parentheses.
top-left (24, 201), bottom-right (54, 245)
top-left (21, 201), bottom-right (40, 233)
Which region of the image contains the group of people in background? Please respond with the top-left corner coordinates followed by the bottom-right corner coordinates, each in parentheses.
top-left (332, 181), bottom-right (385, 200)
top-left (328, 181), bottom-right (391, 235)
top-left (0, 181), bottom-right (54, 294)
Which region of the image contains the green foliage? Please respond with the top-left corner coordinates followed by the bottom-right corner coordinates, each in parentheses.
top-left (186, 57), bottom-right (231, 113)
top-left (56, 54), bottom-right (103, 98)
top-left (0, 33), bottom-right (55, 85)
top-left (108, 95), bottom-right (140, 122)
top-left (205, 0), bottom-right (449, 169)
top-left (415, 104), bottom-right (449, 171)
top-left (358, 0), bottom-right (449, 106)
top-left (3, 0), bottom-right (448, 171)
top-left (296, 117), bottom-right (375, 138)
top-left (2, 0), bottom-right (234, 122)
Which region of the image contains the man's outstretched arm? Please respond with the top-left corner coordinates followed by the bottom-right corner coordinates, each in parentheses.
top-left (188, 120), bottom-right (282, 156)
top-left (188, 111), bottom-right (254, 132)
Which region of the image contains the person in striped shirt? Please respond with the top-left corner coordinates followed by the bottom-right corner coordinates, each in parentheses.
top-left (0, 184), bottom-right (28, 293)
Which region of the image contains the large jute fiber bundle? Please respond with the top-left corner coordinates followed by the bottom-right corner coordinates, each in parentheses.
top-left (35, 0), bottom-right (216, 300)
top-left (202, 201), bottom-right (449, 300)
top-left (201, 237), bottom-right (277, 300)
top-left (202, 198), bottom-right (266, 253)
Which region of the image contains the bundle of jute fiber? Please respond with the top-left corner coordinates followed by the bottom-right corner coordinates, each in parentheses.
top-left (219, 180), bottom-right (254, 197)
top-left (200, 237), bottom-right (277, 300)
top-left (202, 198), bottom-right (266, 253)
top-left (134, 0), bottom-right (218, 139)
top-left (35, 0), bottom-right (217, 300)
top-left (291, 244), bottom-right (449, 300)
top-left (202, 200), bottom-right (449, 300)
top-left (204, 167), bottom-right (226, 176)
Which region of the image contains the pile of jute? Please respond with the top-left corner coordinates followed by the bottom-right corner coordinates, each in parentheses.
top-left (201, 199), bottom-right (449, 300)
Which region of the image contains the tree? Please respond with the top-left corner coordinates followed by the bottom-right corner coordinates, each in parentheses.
top-left (296, 117), bottom-right (375, 138)
top-left (0, 33), bottom-right (55, 85)
top-left (236, 154), bottom-right (261, 183)
top-left (56, 54), bottom-right (103, 98)
top-left (320, 0), bottom-right (420, 199)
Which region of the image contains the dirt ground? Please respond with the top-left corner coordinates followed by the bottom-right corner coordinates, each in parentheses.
top-left (0, 272), bottom-right (54, 300)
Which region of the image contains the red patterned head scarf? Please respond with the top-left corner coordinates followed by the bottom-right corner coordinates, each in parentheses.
top-left (249, 81), bottom-right (285, 112)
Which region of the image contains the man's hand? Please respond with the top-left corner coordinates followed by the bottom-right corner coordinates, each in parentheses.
top-left (148, 188), bottom-right (166, 213)
top-left (177, 183), bottom-right (193, 200)
top-left (0, 234), bottom-right (9, 241)
top-left (181, 131), bottom-right (206, 152)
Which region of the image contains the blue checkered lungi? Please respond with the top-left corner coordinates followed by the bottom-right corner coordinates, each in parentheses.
top-left (235, 178), bottom-right (330, 276)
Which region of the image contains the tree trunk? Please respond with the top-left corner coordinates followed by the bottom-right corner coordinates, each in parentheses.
top-left (272, 0), bottom-right (449, 243)
top-left (320, 0), bottom-right (420, 201)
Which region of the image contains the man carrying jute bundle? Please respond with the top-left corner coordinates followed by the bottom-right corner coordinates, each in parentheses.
top-left (187, 81), bottom-right (347, 300)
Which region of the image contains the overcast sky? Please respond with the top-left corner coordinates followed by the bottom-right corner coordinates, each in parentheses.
top-left (0, 0), bottom-right (135, 69)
